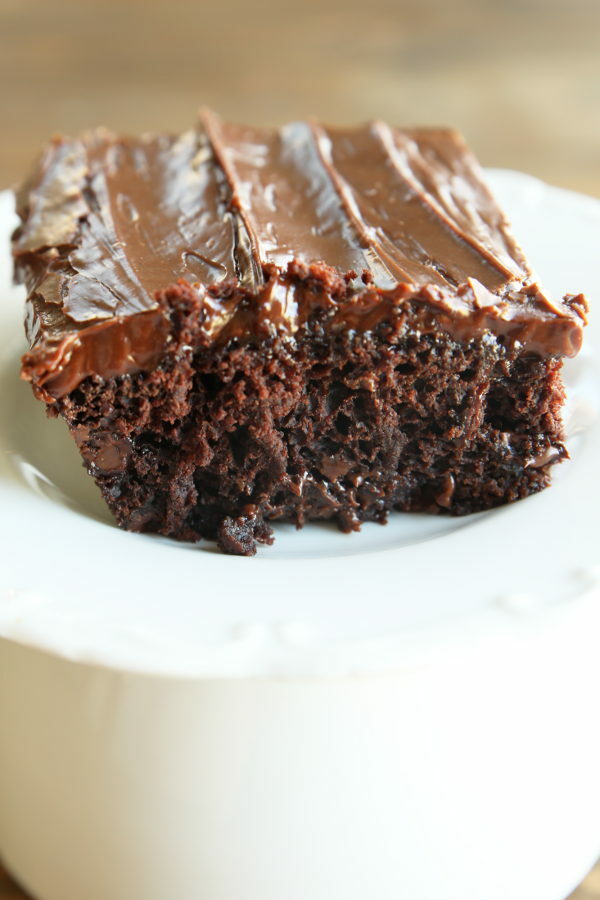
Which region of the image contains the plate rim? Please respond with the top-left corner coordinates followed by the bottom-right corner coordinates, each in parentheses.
top-left (1, 172), bottom-right (599, 678)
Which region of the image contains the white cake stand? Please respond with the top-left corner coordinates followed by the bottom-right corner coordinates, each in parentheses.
top-left (1, 173), bottom-right (599, 900)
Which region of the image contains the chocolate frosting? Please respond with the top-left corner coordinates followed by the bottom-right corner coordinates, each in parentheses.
top-left (13, 112), bottom-right (587, 400)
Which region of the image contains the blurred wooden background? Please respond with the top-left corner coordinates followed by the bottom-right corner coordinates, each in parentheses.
top-left (0, 0), bottom-right (599, 897)
top-left (0, 0), bottom-right (599, 196)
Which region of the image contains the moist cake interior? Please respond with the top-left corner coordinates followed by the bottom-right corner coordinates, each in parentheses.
top-left (12, 111), bottom-right (587, 553)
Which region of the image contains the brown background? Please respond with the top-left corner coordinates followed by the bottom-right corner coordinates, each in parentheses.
top-left (0, 0), bottom-right (599, 896)
top-left (0, 0), bottom-right (600, 196)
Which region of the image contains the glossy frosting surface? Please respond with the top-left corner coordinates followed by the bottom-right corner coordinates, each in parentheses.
top-left (12, 112), bottom-right (586, 398)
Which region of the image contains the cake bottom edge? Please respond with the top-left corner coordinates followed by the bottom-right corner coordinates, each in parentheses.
top-left (42, 296), bottom-right (567, 555)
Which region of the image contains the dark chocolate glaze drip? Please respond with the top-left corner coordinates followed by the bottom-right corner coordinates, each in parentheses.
top-left (13, 112), bottom-right (586, 400)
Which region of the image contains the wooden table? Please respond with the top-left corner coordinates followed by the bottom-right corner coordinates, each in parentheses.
top-left (0, 0), bottom-right (599, 198)
top-left (0, 0), bottom-right (598, 897)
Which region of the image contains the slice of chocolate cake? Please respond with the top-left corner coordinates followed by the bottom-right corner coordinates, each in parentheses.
top-left (12, 111), bottom-right (587, 554)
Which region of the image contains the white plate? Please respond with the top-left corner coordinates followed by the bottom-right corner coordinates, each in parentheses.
top-left (0, 171), bottom-right (599, 677)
